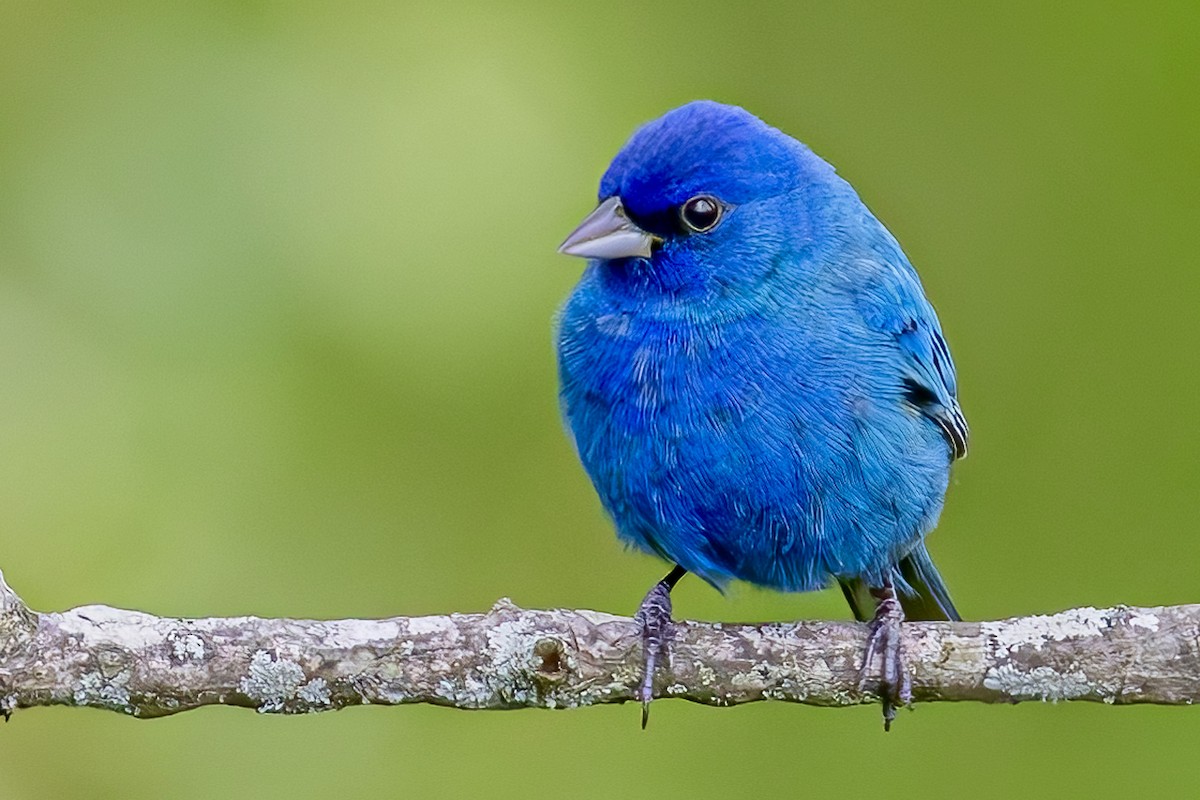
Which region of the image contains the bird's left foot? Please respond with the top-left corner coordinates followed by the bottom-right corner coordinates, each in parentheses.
top-left (633, 565), bottom-right (686, 729)
top-left (859, 582), bottom-right (912, 731)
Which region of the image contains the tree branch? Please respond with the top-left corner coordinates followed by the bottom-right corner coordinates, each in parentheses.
top-left (0, 568), bottom-right (1195, 720)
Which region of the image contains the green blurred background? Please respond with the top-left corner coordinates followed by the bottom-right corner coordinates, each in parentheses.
top-left (2, 2), bottom-right (1198, 798)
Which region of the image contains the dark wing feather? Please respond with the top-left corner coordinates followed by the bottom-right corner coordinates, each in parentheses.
top-left (897, 321), bottom-right (969, 460)
top-left (857, 261), bottom-right (969, 461)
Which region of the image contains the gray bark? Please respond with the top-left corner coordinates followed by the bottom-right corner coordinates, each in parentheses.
top-left (0, 568), bottom-right (1195, 720)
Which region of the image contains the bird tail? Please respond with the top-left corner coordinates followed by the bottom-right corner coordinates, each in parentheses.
top-left (838, 543), bottom-right (960, 622)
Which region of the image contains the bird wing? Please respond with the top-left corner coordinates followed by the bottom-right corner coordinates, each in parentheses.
top-left (856, 261), bottom-right (969, 461)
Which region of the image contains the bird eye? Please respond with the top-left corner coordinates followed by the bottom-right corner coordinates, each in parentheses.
top-left (679, 195), bottom-right (722, 233)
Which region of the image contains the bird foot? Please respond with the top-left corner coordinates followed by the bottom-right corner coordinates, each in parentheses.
top-left (859, 586), bottom-right (912, 731)
top-left (633, 573), bottom-right (678, 729)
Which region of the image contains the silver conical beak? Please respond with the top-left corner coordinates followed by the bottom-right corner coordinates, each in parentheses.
top-left (558, 196), bottom-right (658, 259)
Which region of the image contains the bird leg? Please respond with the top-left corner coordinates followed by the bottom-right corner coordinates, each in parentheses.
top-left (633, 564), bottom-right (687, 729)
top-left (859, 579), bottom-right (912, 731)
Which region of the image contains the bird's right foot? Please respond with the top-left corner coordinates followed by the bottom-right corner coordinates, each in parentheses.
top-left (633, 565), bottom-right (686, 728)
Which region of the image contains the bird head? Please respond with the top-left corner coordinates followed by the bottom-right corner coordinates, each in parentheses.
top-left (559, 101), bottom-right (838, 304)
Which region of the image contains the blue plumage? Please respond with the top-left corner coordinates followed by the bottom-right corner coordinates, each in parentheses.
top-left (556, 101), bottom-right (965, 621)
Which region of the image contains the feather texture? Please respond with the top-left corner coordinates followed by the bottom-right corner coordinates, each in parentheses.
top-left (557, 101), bottom-right (965, 613)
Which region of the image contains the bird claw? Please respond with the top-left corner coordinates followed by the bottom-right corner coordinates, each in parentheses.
top-left (634, 576), bottom-right (676, 729)
top-left (859, 588), bottom-right (911, 731)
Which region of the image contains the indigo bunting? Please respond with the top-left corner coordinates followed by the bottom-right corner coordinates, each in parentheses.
top-left (556, 101), bottom-right (966, 728)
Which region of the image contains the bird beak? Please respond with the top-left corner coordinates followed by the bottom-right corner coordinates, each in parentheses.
top-left (558, 196), bottom-right (659, 259)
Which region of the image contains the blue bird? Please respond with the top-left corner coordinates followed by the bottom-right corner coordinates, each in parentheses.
top-left (556, 101), bottom-right (966, 728)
